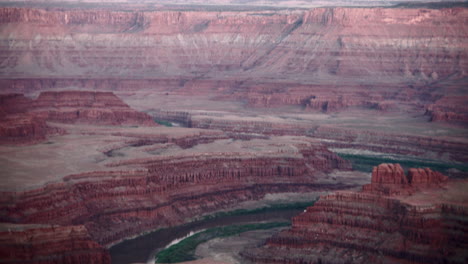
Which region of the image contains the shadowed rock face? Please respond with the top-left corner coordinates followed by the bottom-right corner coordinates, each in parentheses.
top-left (244, 163), bottom-right (467, 264)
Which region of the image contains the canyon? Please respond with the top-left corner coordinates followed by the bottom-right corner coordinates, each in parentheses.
top-left (244, 164), bottom-right (468, 264)
top-left (0, 1), bottom-right (467, 264)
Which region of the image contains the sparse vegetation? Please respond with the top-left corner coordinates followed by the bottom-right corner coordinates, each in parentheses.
top-left (392, 2), bottom-right (468, 9)
top-left (155, 222), bottom-right (289, 263)
top-left (154, 119), bottom-right (173, 127)
top-left (201, 200), bottom-right (316, 221)
top-left (337, 153), bottom-right (468, 174)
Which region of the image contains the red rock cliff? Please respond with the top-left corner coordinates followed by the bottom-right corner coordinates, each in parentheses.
top-left (362, 163), bottom-right (448, 195)
top-left (31, 91), bottom-right (157, 126)
top-left (0, 224), bottom-right (110, 264)
top-left (0, 6), bottom-right (466, 123)
top-left (0, 91), bottom-right (156, 144)
top-left (244, 164), bottom-right (466, 264)
top-left (0, 140), bottom-right (351, 247)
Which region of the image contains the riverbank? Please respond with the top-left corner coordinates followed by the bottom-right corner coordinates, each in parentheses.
top-left (109, 197), bottom-right (316, 264)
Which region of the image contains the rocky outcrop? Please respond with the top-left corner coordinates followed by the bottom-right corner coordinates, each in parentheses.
top-left (0, 224), bottom-right (110, 264)
top-left (362, 163), bottom-right (447, 195)
top-left (32, 91), bottom-right (157, 126)
top-left (0, 91), bottom-right (156, 144)
top-left (408, 167), bottom-right (448, 184)
top-left (0, 94), bottom-right (64, 144)
top-left (0, 114), bottom-right (63, 144)
top-left (0, 139), bottom-right (352, 247)
top-left (426, 96), bottom-right (468, 123)
top-left (244, 164), bottom-right (466, 264)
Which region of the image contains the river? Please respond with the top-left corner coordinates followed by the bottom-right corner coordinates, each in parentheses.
top-left (109, 209), bottom-right (302, 264)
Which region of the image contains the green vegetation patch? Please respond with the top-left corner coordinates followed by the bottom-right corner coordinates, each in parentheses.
top-left (155, 222), bottom-right (290, 263)
top-left (154, 119), bottom-right (173, 127)
top-left (337, 153), bottom-right (468, 174)
top-left (202, 200), bottom-right (316, 221)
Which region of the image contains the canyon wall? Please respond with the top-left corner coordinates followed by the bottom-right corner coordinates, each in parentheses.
top-left (0, 3), bottom-right (467, 263)
top-left (245, 164), bottom-right (468, 264)
top-left (0, 137), bottom-right (352, 250)
top-left (0, 224), bottom-right (111, 264)
top-left (0, 91), bottom-right (156, 144)
top-left (0, 6), bottom-right (466, 122)
top-left (0, 6), bottom-right (465, 80)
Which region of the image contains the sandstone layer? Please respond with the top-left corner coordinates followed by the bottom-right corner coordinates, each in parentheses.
top-left (0, 136), bottom-right (351, 246)
top-left (0, 118), bottom-right (361, 263)
top-left (0, 91), bottom-right (156, 144)
top-left (152, 109), bottom-right (468, 163)
top-left (245, 164), bottom-right (468, 264)
top-left (0, 5), bottom-right (467, 124)
top-left (0, 224), bottom-right (111, 264)
top-left (0, 2), bottom-right (467, 264)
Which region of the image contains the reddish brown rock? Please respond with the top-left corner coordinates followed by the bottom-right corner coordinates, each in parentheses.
top-left (0, 224), bottom-right (110, 264)
top-left (31, 91), bottom-right (157, 126)
top-left (0, 91), bottom-right (156, 144)
top-left (0, 114), bottom-right (63, 144)
top-left (0, 6), bottom-right (466, 121)
top-left (244, 164), bottom-right (467, 264)
top-left (0, 138), bottom-right (352, 246)
top-left (426, 96), bottom-right (468, 123)
top-left (0, 94), bottom-right (65, 144)
top-left (407, 167), bottom-right (448, 185)
top-left (362, 163), bottom-right (449, 195)
top-left (371, 163), bottom-right (407, 184)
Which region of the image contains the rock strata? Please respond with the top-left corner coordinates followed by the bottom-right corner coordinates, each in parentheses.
top-left (244, 164), bottom-right (467, 264)
top-left (0, 91), bottom-right (156, 144)
top-left (362, 163), bottom-right (448, 195)
top-left (0, 6), bottom-right (467, 123)
top-left (0, 136), bottom-right (352, 253)
top-left (0, 224), bottom-right (110, 264)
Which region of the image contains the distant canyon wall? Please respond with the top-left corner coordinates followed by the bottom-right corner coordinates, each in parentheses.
top-left (0, 6), bottom-right (465, 80)
top-left (1, 6), bottom-right (467, 122)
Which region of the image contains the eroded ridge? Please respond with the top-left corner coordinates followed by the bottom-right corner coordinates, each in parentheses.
top-left (245, 163), bottom-right (468, 264)
top-left (0, 91), bottom-right (156, 144)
